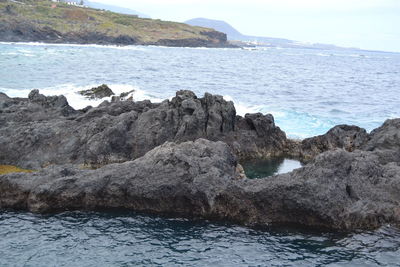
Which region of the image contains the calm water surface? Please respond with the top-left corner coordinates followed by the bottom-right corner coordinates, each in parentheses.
top-left (1, 43), bottom-right (400, 266)
top-left (242, 158), bottom-right (303, 179)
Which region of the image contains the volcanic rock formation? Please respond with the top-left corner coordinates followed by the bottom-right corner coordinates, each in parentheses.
top-left (1, 90), bottom-right (400, 231)
top-left (0, 90), bottom-right (287, 169)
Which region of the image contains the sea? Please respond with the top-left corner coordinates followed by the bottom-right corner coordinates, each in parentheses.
top-left (1, 42), bottom-right (400, 266)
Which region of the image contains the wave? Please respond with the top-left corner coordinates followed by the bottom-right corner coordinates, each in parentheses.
top-left (0, 85), bottom-right (351, 139)
top-left (1, 49), bottom-right (35, 57)
top-left (261, 108), bottom-right (335, 139)
top-left (0, 84), bottom-right (165, 110)
top-left (0, 85), bottom-right (352, 138)
top-left (222, 95), bottom-right (332, 138)
top-left (223, 95), bottom-right (263, 116)
top-left (0, 42), bottom-right (148, 51)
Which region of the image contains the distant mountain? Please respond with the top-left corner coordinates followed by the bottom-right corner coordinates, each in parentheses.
top-left (84, 1), bottom-right (150, 18)
top-left (185, 17), bottom-right (353, 50)
top-left (185, 18), bottom-right (243, 40)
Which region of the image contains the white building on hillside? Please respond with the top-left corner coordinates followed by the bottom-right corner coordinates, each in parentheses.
top-left (52, 0), bottom-right (85, 7)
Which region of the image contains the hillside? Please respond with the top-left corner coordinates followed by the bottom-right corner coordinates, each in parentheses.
top-left (0, 0), bottom-right (228, 47)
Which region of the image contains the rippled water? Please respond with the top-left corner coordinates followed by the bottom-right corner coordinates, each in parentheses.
top-left (1, 42), bottom-right (400, 138)
top-left (1, 211), bottom-right (399, 267)
top-left (1, 43), bottom-right (400, 266)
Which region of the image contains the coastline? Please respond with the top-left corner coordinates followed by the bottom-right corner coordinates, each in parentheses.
top-left (1, 89), bottom-right (400, 231)
top-left (0, 1), bottom-right (234, 48)
top-left (0, 41), bottom-right (239, 49)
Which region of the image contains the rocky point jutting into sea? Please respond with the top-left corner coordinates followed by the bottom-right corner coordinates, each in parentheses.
top-left (0, 89), bottom-right (400, 231)
top-left (0, 0), bottom-right (231, 48)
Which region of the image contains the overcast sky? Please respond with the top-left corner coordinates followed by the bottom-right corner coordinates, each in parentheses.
top-left (93, 0), bottom-right (400, 52)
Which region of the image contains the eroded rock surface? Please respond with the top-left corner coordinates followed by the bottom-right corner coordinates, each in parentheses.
top-left (298, 125), bottom-right (369, 159)
top-left (78, 84), bottom-right (115, 99)
top-left (0, 139), bottom-right (240, 213)
top-left (1, 138), bottom-right (399, 231)
top-left (2, 90), bottom-right (400, 231)
top-left (0, 90), bottom-right (287, 169)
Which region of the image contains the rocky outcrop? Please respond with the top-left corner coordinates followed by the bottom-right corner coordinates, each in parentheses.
top-left (298, 125), bottom-right (369, 159)
top-left (293, 119), bottom-right (400, 161)
top-left (363, 119), bottom-right (400, 151)
top-left (79, 84), bottom-right (115, 99)
top-left (151, 31), bottom-right (234, 48)
top-left (1, 90), bottom-right (400, 231)
top-left (1, 138), bottom-right (399, 231)
top-left (0, 139), bottom-right (240, 213)
top-left (0, 90), bottom-right (287, 169)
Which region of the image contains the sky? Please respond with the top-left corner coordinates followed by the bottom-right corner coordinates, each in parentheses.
top-left (93, 0), bottom-right (400, 52)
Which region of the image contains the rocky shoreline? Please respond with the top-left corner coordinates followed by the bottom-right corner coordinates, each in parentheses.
top-left (0, 1), bottom-right (235, 48)
top-left (0, 22), bottom-right (234, 48)
top-left (1, 90), bottom-right (399, 231)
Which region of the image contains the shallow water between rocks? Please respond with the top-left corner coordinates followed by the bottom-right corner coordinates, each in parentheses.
top-left (242, 158), bottom-right (303, 178)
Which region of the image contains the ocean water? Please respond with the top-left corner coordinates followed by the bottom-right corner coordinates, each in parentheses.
top-left (1, 42), bottom-right (400, 138)
top-left (1, 42), bottom-right (400, 266)
top-left (1, 211), bottom-right (400, 267)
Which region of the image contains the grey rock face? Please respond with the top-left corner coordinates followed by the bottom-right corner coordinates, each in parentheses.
top-left (1, 90), bottom-right (400, 230)
top-left (1, 138), bottom-right (399, 231)
top-left (78, 84), bottom-right (115, 99)
top-left (0, 139), bottom-right (240, 214)
top-left (298, 125), bottom-right (369, 160)
top-left (364, 119), bottom-right (400, 151)
top-left (0, 90), bottom-right (287, 168)
top-left (238, 149), bottom-right (400, 230)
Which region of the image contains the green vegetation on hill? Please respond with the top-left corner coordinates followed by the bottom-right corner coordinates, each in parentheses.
top-left (0, 0), bottom-right (228, 46)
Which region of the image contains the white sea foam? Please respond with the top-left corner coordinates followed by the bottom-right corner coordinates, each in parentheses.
top-left (1, 52), bottom-right (18, 55)
top-left (1, 84), bottom-right (164, 110)
top-left (2, 49), bottom-right (35, 57)
top-left (0, 85), bottom-right (334, 139)
top-left (223, 95), bottom-right (263, 116)
top-left (0, 42), bottom-right (147, 51)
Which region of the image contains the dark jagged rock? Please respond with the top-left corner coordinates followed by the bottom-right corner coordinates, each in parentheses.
top-left (228, 113), bottom-right (287, 159)
top-left (0, 139), bottom-right (241, 213)
top-left (119, 90), bottom-right (135, 99)
top-left (363, 119), bottom-right (400, 151)
top-left (0, 90), bottom-right (287, 169)
top-left (78, 84), bottom-right (115, 99)
top-left (237, 148), bottom-right (400, 230)
top-left (361, 119), bottom-right (400, 164)
top-left (298, 125), bottom-right (369, 160)
top-left (1, 90), bottom-right (400, 231)
top-left (1, 139), bottom-right (399, 231)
